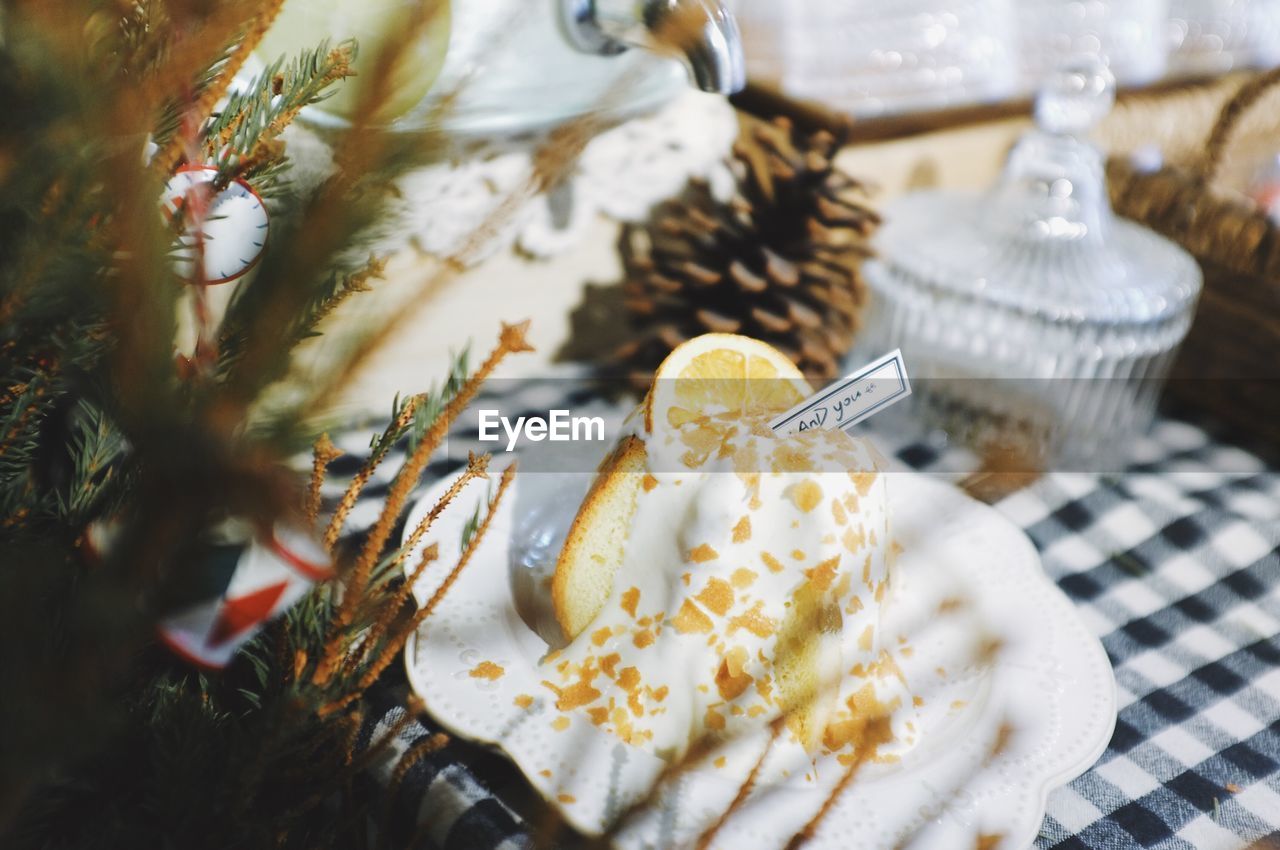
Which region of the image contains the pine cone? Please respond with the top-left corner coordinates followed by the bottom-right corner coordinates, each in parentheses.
top-left (614, 116), bottom-right (879, 386)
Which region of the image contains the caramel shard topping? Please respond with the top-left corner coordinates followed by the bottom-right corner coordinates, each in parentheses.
top-left (680, 420), bottom-right (725, 451)
top-left (667, 406), bottom-right (698, 428)
top-left (714, 756), bottom-right (727, 768)
top-left (732, 515), bottom-right (752, 543)
top-left (787, 479), bottom-right (823, 513)
top-left (913, 696), bottom-right (925, 707)
top-left (877, 649), bottom-right (907, 684)
top-left (831, 499), bottom-right (848, 526)
top-left (844, 525), bottom-right (868, 555)
top-left (849, 471), bottom-right (876, 496)
top-left (514, 694), bottom-right (534, 709)
top-left (641, 473), bottom-right (658, 492)
top-left (620, 587), bottom-right (640, 617)
top-left (558, 794), bottom-right (576, 804)
top-left (761, 551), bottom-right (784, 574)
top-left (552, 716), bottom-right (570, 731)
top-left (651, 685), bottom-right (669, 702)
top-left (704, 704), bottom-right (726, 731)
top-left (469, 661), bottom-right (505, 680)
top-left (540, 769), bottom-right (553, 778)
top-left (688, 543), bottom-right (719, 563)
top-left (673, 599), bottom-right (714, 633)
top-left (755, 673), bottom-right (773, 704)
top-left (729, 601), bottom-right (777, 638)
top-left (858, 624), bottom-right (874, 651)
top-left (600, 653), bottom-right (621, 679)
top-left (791, 549), bottom-right (805, 561)
top-left (579, 655), bottom-right (600, 682)
top-left (681, 449), bottom-right (710, 469)
top-left (627, 691), bottom-right (645, 717)
top-left (846, 594), bottom-right (865, 614)
top-left (633, 629), bottom-right (655, 649)
top-left (587, 706), bottom-right (609, 725)
top-left (696, 577), bottom-right (734, 616)
top-left (681, 572), bottom-right (692, 586)
top-left (730, 568), bottom-right (758, 589)
top-left (715, 646), bottom-right (753, 700)
top-left (747, 705), bottom-right (767, 718)
top-left (617, 666), bottom-right (641, 692)
top-left (805, 555), bottom-right (840, 592)
top-left (771, 443), bottom-right (812, 473)
top-left (740, 471), bottom-right (763, 510)
top-left (824, 696), bottom-right (893, 753)
top-left (557, 681), bottom-right (602, 711)
top-left (591, 627), bottom-right (611, 647)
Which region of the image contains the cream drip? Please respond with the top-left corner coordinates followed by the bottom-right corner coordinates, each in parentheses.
top-left (538, 410), bottom-right (901, 764)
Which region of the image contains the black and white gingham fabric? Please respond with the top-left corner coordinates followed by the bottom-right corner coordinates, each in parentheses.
top-left (329, 379), bottom-right (1280, 850)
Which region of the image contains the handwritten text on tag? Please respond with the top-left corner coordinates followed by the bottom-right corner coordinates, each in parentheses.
top-left (770, 350), bottom-right (911, 436)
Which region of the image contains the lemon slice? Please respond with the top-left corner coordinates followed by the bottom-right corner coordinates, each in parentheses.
top-left (643, 334), bottom-right (812, 435)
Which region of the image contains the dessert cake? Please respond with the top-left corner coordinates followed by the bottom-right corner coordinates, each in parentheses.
top-left (540, 335), bottom-right (903, 763)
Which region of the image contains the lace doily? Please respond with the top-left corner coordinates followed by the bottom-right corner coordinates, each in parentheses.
top-left (281, 90), bottom-right (739, 265)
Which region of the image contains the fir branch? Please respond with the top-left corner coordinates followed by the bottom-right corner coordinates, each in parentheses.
top-left (458, 495), bottom-right (485, 551)
top-left (55, 400), bottom-right (130, 524)
top-left (400, 453), bottom-right (489, 567)
top-left (291, 255), bottom-right (388, 351)
top-left (343, 541), bottom-right (437, 680)
top-left (322, 392), bottom-right (424, 552)
top-left (151, 0), bottom-right (287, 176)
top-left (203, 39), bottom-right (358, 195)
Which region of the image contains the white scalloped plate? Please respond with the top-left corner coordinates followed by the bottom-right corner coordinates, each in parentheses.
top-left (404, 468), bottom-right (1116, 849)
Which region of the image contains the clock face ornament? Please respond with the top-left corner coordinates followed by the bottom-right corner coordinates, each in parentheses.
top-left (162, 165), bottom-right (269, 284)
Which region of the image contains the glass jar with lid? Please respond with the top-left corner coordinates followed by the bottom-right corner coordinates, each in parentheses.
top-left (856, 61), bottom-right (1202, 468)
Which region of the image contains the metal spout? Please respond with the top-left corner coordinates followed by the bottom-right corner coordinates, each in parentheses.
top-left (561, 0), bottom-right (746, 95)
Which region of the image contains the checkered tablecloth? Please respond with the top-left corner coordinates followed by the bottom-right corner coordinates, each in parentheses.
top-left (332, 379), bottom-right (1280, 850)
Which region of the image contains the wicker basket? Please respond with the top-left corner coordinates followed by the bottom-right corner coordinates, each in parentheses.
top-left (1107, 67), bottom-right (1280, 448)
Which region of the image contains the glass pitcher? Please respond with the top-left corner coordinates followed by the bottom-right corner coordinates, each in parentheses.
top-left (253, 0), bottom-right (745, 137)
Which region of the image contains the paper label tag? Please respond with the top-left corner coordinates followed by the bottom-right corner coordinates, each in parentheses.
top-left (770, 349), bottom-right (911, 436)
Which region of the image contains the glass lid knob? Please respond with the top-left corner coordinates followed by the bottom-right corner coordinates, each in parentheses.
top-left (1034, 57), bottom-right (1116, 137)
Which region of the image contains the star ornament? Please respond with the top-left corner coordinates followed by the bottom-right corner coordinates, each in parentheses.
top-left (161, 165), bottom-right (269, 285)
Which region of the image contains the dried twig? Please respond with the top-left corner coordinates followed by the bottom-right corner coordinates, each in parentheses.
top-left (308, 433), bottom-right (342, 524)
top-left (313, 323), bottom-right (531, 686)
top-left (694, 720), bottom-right (784, 850)
top-left (318, 465), bottom-right (516, 715)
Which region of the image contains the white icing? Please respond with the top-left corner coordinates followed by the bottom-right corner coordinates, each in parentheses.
top-left (539, 411), bottom-right (909, 768)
